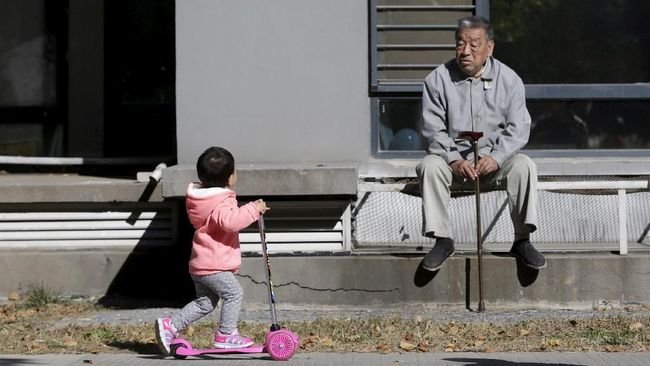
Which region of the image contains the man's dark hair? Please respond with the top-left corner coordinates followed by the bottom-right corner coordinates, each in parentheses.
top-left (196, 146), bottom-right (235, 188)
top-left (456, 16), bottom-right (494, 41)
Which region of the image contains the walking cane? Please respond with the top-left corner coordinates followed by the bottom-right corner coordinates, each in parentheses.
top-left (458, 131), bottom-right (485, 312)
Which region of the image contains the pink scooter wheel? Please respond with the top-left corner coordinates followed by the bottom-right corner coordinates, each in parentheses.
top-left (170, 339), bottom-right (192, 359)
top-left (266, 331), bottom-right (297, 361)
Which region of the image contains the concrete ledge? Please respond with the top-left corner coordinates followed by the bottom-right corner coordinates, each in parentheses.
top-left (2, 249), bottom-right (649, 308)
top-left (241, 254), bottom-right (650, 308)
top-left (0, 174), bottom-right (163, 203)
top-left (360, 157), bottom-right (650, 178)
top-left (533, 157), bottom-right (650, 176)
top-left (162, 162), bottom-right (358, 197)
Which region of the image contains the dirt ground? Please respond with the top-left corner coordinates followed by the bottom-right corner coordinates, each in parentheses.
top-left (1, 294), bottom-right (649, 355)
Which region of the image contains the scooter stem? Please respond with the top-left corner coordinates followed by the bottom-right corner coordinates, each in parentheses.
top-left (258, 215), bottom-right (280, 329)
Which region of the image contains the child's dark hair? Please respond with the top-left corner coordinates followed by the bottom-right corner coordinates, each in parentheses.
top-left (196, 146), bottom-right (235, 188)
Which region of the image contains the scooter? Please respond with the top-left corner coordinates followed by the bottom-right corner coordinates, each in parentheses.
top-left (169, 215), bottom-right (300, 361)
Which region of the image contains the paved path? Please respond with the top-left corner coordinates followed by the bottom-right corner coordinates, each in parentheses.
top-left (3, 352), bottom-right (650, 366)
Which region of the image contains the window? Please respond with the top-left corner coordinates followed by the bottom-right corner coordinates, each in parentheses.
top-left (492, 0), bottom-right (650, 84)
top-left (0, 0), bottom-right (176, 160)
top-left (527, 100), bottom-right (650, 152)
top-left (369, 0), bottom-right (650, 156)
top-left (0, 1), bottom-right (65, 156)
top-left (373, 98), bottom-right (423, 156)
top-left (104, 0), bottom-right (176, 158)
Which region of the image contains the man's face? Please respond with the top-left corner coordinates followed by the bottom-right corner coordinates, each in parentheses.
top-left (455, 27), bottom-right (494, 77)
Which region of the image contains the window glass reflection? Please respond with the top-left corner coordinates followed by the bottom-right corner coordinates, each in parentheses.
top-left (491, 0), bottom-right (650, 83)
top-left (377, 99), bottom-right (650, 151)
top-left (528, 101), bottom-right (650, 150)
top-left (378, 99), bottom-right (425, 151)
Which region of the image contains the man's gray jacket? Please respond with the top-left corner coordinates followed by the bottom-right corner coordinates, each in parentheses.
top-left (420, 57), bottom-right (531, 166)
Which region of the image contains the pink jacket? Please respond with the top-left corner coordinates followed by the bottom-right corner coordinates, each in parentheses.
top-left (185, 182), bottom-right (260, 275)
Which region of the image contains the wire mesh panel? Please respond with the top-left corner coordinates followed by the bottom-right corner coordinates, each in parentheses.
top-left (536, 191), bottom-right (618, 243)
top-left (352, 187), bottom-right (650, 252)
top-left (353, 190), bottom-right (427, 247)
top-left (353, 190), bottom-right (513, 248)
top-left (627, 192), bottom-right (650, 246)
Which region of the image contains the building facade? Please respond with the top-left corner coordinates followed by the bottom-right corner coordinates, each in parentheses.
top-left (0, 1), bottom-right (649, 304)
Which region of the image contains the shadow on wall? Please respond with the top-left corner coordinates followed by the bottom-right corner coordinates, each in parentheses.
top-left (413, 256), bottom-right (539, 312)
top-left (98, 195), bottom-right (195, 309)
top-left (97, 187), bottom-right (352, 309)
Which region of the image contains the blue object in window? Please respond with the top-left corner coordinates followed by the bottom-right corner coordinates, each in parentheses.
top-left (389, 128), bottom-right (424, 151)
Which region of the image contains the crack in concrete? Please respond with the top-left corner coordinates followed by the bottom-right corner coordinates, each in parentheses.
top-left (238, 274), bottom-right (400, 293)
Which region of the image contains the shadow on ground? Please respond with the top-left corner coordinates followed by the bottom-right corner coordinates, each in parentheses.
top-left (0, 359), bottom-right (42, 366)
top-left (445, 358), bottom-right (583, 366)
top-left (108, 340), bottom-right (161, 355)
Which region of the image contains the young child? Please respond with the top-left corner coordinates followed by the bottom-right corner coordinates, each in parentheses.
top-left (155, 146), bottom-right (269, 355)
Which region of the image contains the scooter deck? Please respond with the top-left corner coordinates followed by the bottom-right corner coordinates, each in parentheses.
top-left (173, 344), bottom-right (265, 357)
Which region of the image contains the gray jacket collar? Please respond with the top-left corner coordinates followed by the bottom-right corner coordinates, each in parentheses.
top-left (449, 57), bottom-right (495, 84)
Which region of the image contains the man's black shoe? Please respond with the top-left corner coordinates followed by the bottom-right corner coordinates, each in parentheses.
top-left (421, 238), bottom-right (455, 271)
top-left (509, 239), bottom-right (546, 269)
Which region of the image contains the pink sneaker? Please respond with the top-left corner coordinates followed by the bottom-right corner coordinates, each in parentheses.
top-left (155, 317), bottom-right (177, 355)
top-left (214, 330), bottom-right (254, 349)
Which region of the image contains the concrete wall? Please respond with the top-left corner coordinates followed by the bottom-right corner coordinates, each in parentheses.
top-left (175, 0), bottom-right (370, 165)
top-left (3, 249), bottom-right (649, 309)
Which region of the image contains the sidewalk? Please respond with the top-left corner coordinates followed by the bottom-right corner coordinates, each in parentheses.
top-left (3, 352), bottom-right (650, 366)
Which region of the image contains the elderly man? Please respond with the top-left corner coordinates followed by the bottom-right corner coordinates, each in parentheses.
top-left (417, 16), bottom-right (545, 271)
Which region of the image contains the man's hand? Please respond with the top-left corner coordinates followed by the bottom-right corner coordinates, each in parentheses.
top-left (450, 159), bottom-right (478, 180)
top-left (476, 156), bottom-right (498, 175)
top-left (451, 156), bottom-right (498, 180)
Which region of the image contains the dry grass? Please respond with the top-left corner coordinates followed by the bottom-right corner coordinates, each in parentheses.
top-left (1, 291), bottom-right (649, 355)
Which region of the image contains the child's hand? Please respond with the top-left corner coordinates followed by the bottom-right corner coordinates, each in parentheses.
top-left (255, 199), bottom-right (270, 214)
